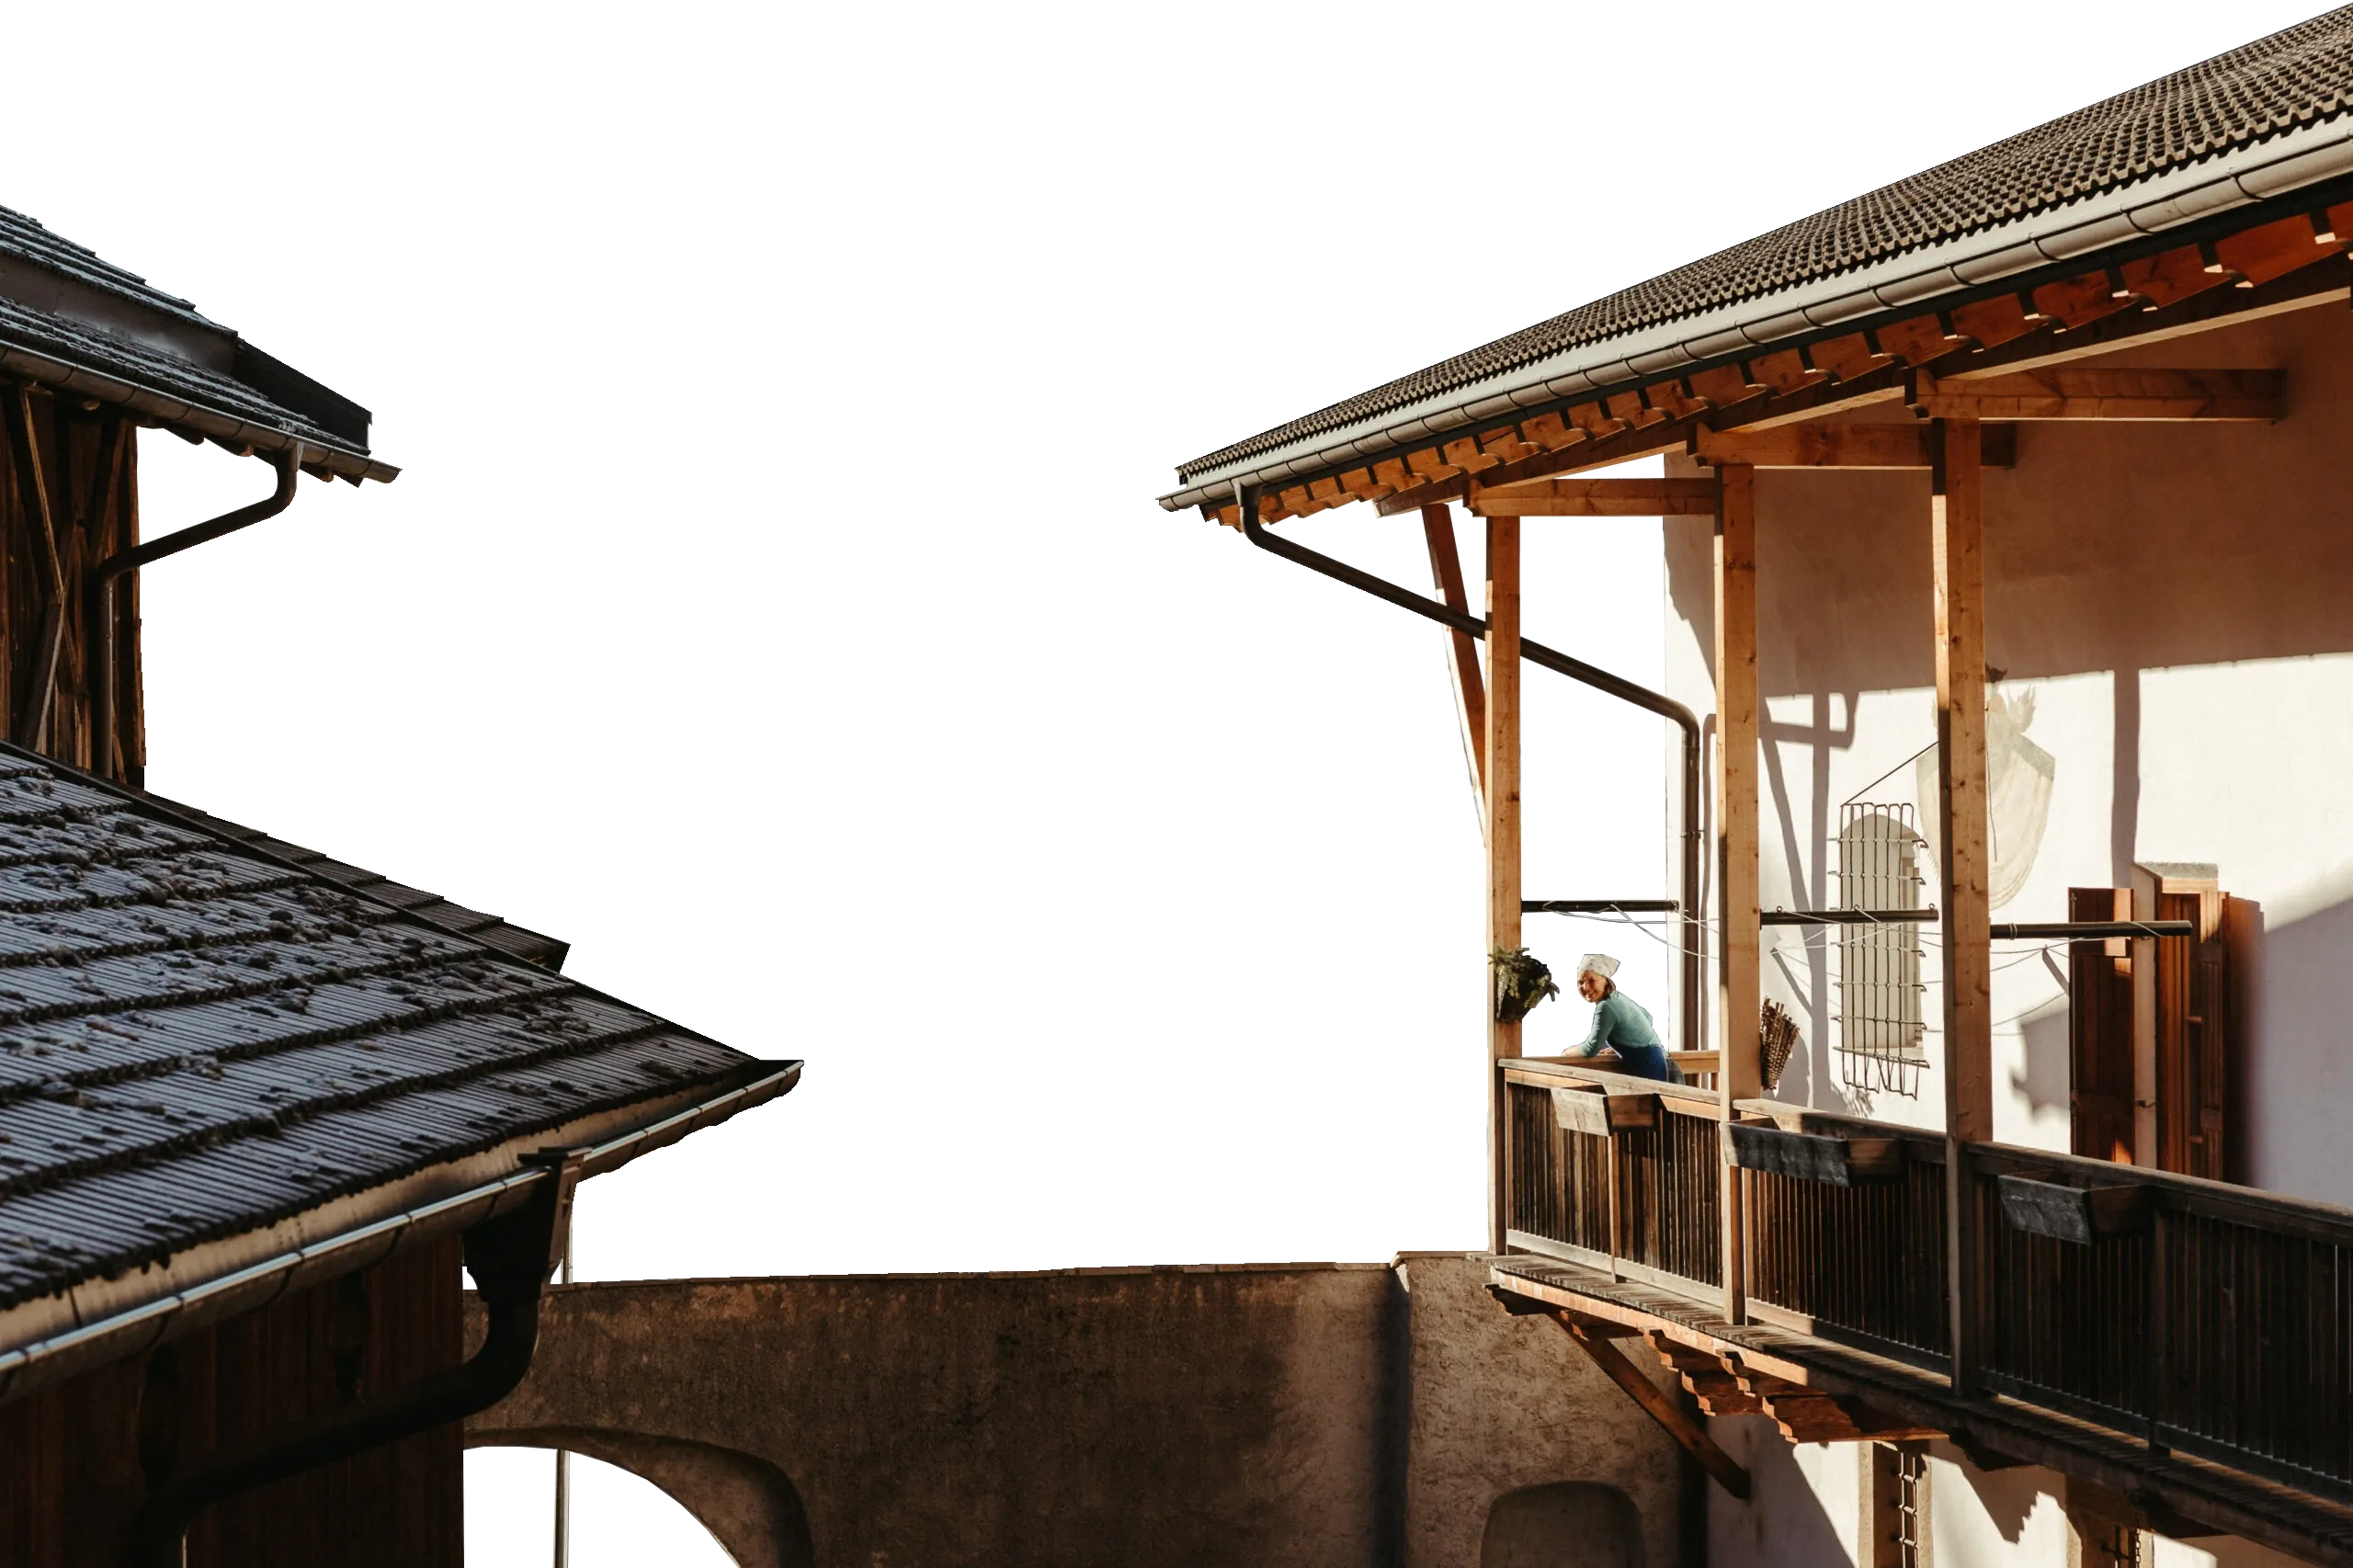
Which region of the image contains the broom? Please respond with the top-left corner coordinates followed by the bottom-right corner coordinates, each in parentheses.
top-left (1760, 999), bottom-right (1800, 1093)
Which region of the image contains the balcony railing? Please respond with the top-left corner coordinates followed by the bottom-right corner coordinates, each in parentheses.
top-left (1501, 1056), bottom-right (2353, 1496)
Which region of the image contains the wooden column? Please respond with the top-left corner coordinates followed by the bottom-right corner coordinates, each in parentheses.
top-left (1714, 465), bottom-right (1761, 1324)
top-left (1484, 514), bottom-right (1522, 1256)
top-left (1932, 416), bottom-right (1993, 1392)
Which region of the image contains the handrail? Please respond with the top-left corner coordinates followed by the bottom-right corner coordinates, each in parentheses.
top-left (1505, 1056), bottom-right (1722, 1111)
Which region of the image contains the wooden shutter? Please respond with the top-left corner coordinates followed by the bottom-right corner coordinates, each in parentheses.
top-left (2152, 883), bottom-right (2229, 1180)
top-left (2068, 887), bottom-right (2134, 1163)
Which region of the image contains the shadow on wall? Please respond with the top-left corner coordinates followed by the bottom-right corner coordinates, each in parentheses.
top-left (1481, 1481), bottom-right (1643, 1568)
top-left (467, 1429), bottom-right (812, 1568)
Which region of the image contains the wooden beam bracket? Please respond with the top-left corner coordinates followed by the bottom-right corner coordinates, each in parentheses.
top-left (1552, 1312), bottom-right (1753, 1498)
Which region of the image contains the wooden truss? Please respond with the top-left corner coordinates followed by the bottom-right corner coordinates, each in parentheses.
top-left (1203, 202), bottom-right (2345, 529)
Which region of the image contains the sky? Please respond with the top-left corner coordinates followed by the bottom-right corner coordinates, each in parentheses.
top-left (0, 0), bottom-right (2329, 1558)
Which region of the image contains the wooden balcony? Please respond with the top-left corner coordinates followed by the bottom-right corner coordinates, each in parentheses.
top-left (1493, 1057), bottom-right (2353, 1563)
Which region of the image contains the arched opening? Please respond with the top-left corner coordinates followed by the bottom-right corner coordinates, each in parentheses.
top-left (1481, 1480), bottom-right (1644, 1568)
top-left (464, 1432), bottom-right (812, 1568)
top-left (467, 1449), bottom-right (730, 1565)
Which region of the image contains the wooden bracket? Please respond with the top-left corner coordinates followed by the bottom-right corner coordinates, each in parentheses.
top-left (1418, 504), bottom-right (1486, 835)
top-left (1552, 1312), bottom-right (1752, 1498)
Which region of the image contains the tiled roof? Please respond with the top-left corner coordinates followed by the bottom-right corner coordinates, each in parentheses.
top-left (0, 747), bottom-right (777, 1312)
top-left (0, 296), bottom-right (347, 453)
top-left (0, 207), bottom-right (210, 329)
top-left (137, 792), bottom-right (569, 971)
top-left (1177, 8), bottom-right (2353, 480)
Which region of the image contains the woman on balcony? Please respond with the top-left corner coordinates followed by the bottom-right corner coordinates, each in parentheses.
top-left (1571, 954), bottom-right (1677, 1083)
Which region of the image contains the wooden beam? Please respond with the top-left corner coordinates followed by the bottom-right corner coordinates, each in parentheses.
top-left (1552, 1313), bottom-right (1752, 1498)
top-left (1696, 421), bottom-right (2021, 470)
top-left (1933, 417), bottom-right (1993, 1396)
top-left (1959, 251), bottom-right (2345, 380)
top-left (1421, 505), bottom-right (1486, 836)
top-left (1912, 368), bottom-right (2282, 421)
top-left (1715, 464), bottom-right (1761, 1326)
top-left (1645, 1331), bottom-right (1762, 1415)
top-left (1484, 514), bottom-right (1523, 1256)
top-left (5, 389), bottom-right (66, 753)
top-left (1465, 477), bottom-right (1721, 517)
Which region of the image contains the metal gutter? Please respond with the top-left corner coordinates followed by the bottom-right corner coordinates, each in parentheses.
top-left (1240, 496), bottom-right (1704, 1052)
top-left (86, 444), bottom-right (303, 781)
top-left (1160, 114), bottom-right (2353, 511)
top-left (0, 1060), bottom-right (801, 1410)
top-left (132, 1147), bottom-right (587, 1568)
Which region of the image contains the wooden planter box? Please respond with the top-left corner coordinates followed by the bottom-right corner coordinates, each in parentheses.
top-left (1996, 1172), bottom-right (2152, 1244)
top-left (1726, 1121), bottom-right (1903, 1186)
top-left (1552, 1086), bottom-right (1659, 1137)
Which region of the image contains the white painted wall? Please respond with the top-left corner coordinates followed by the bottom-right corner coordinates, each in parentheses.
top-left (1662, 300), bottom-right (2353, 1200)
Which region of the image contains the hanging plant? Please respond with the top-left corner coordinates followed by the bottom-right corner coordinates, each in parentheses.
top-left (1490, 947), bottom-right (1561, 1024)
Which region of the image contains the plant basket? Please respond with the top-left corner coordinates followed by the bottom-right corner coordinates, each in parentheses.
top-left (1490, 947), bottom-right (1560, 1024)
top-left (1760, 999), bottom-right (1800, 1093)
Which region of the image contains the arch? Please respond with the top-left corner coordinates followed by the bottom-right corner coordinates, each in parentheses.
top-left (466, 1427), bottom-right (812, 1568)
top-left (1480, 1480), bottom-right (1644, 1568)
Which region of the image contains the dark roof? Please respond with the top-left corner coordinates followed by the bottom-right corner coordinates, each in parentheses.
top-left (136, 792), bottom-right (570, 971)
top-left (0, 206), bottom-right (392, 484)
top-left (1176, 7), bottom-right (2353, 482)
top-left (0, 746), bottom-right (779, 1312)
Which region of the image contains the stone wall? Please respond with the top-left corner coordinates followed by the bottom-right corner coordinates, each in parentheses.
top-left (467, 1254), bottom-right (1689, 1568)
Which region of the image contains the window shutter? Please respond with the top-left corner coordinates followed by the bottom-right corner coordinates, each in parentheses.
top-left (2067, 887), bottom-right (2134, 1164)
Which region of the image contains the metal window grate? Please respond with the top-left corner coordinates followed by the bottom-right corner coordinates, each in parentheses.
top-left (1894, 1447), bottom-right (1926, 1568)
top-left (1834, 804), bottom-right (1928, 1097)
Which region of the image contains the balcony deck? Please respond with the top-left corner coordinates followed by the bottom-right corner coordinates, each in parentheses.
top-left (1493, 1055), bottom-right (2353, 1565)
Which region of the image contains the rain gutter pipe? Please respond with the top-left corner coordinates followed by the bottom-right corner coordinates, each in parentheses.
top-left (87, 442), bottom-right (302, 782)
top-left (1238, 484), bottom-right (1705, 1053)
top-left (132, 1147), bottom-right (585, 1568)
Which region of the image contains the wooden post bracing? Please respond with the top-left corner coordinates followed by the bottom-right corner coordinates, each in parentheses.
top-left (1932, 416), bottom-right (1993, 1392)
top-left (1484, 515), bottom-right (1523, 1256)
top-left (1421, 505), bottom-right (1487, 835)
top-left (1714, 465), bottom-right (1761, 1324)
top-left (1550, 1312), bottom-right (1752, 1499)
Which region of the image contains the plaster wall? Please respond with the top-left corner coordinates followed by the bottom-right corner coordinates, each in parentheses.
top-left (467, 1255), bottom-right (1688, 1568)
top-left (1661, 300), bottom-right (2353, 1195)
top-left (1707, 1436), bottom-right (2315, 1568)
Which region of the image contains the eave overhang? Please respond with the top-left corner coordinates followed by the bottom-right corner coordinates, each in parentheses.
top-left (1159, 113), bottom-right (2353, 517)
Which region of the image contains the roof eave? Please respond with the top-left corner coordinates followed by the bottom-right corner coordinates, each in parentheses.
top-left (0, 1060), bottom-right (800, 1408)
top-left (0, 338), bottom-right (398, 485)
top-left (1159, 113), bottom-right (2353, 513)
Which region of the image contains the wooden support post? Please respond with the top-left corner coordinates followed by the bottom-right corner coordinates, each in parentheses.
top-left (1551, 1312), bottom-right (1752, 1499)
top-left (1421, 505), bottom-right (1487, 835)
top-left (5, 389), bottom-right (66, 753)
top-left (1715, 465), bottom-right (1761, 1324)
top-left (1485, 515), bottom-right (1523, 1256)
top-left (1932, 416), bottom-right (1994, 1393)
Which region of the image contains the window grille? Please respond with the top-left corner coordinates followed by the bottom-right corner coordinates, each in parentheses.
top-left (1893, 1446), bottom-right (1926, 1568)
top-left (1834, 804), bottom-right (1927, 1097)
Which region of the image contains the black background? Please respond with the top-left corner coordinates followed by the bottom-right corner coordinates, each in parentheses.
top-left (5, 17), bottom-right (2278, 1544)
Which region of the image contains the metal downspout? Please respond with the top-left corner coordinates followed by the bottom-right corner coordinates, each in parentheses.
top-left (133, 1147), bottom-right (583, 1568)
top-left (1239, 489), bottom-right (1705, 1053)
top-left (87, 443), bottom-right (302, 783)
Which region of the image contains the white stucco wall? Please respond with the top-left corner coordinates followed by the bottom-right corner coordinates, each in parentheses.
top-left (1662, 299), bottom-right (2353, 1200)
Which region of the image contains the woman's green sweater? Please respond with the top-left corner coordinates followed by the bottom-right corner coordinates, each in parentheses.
top-left (1573, 991), bottom-right (1661, 1056)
